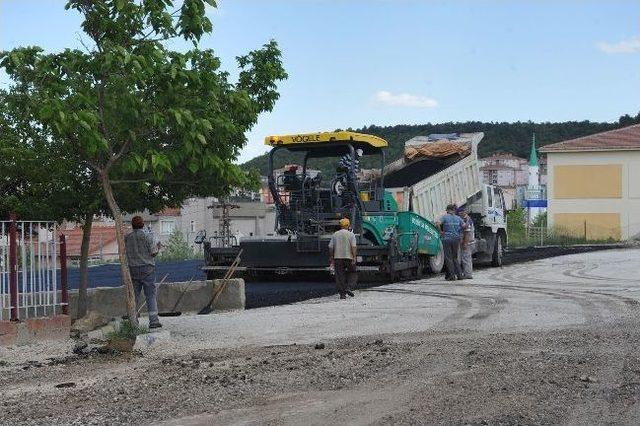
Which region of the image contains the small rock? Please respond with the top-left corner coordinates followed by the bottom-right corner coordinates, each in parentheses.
top-left (72, 341), bottom-right (89, 355)
top-left (71, 311), bottom-right (110, 334)
top-left (55, 382), bottom-right (76, 389)
top-left (374, 339), bottom-right (384, 346)
top-left (579, 375), bottom-right (596, 383)
top-left (315, 343), bottom-right (325, 350)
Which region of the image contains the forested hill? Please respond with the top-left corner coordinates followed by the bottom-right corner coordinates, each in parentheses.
top-left (242, 112), bottom-right (640, 176)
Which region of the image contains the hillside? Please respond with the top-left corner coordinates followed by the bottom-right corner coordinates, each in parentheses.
top-left (243, 113), bottom-right (640, 177)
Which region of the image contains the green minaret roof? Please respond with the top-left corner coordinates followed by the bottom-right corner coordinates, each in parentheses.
top-left (529, 133), bottom-right (538, 167)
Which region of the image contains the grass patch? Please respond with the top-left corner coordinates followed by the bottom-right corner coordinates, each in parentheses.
top-left (105, 320), bottom-right (148, 341)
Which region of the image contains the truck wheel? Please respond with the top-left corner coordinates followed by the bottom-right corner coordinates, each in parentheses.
top-left (491, 234), bottom-right (503, 267)
top-left (415, 256), bottom-right (425, 280)
top-left (428, 246), bottom-right (444, 273)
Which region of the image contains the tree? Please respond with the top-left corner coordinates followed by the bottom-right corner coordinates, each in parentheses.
top-left (158, 230), bottom-right (195, 262)
top-left (1, 0), bottom-right (287, 324)
top-left (0, 88), bottom-right (105, 318)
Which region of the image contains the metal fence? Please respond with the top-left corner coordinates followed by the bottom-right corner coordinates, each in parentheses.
top-left (508, 223), bottom-right (624, 248)
top-left (0, 215), bottom-right (69, 321)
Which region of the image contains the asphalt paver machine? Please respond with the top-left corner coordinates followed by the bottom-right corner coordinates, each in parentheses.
top-left (202, 131), bottom-right (444, 281)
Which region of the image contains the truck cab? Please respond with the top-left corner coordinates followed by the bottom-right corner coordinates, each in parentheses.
top-left (466, 183), bottom-right (507, 266)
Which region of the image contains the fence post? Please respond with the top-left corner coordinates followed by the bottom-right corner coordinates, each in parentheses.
top-left (9, 213), bottom-right (18, 321)
top-left (59, 234), bottom-right (69, 315)
top-left (584, 221), bottom-right (587, 241)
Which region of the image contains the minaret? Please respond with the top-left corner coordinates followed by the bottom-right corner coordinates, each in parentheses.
top-left (528, 133), bottom-right (539, 189)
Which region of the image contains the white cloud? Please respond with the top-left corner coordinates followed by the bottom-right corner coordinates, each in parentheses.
top-left (373, 90), bottom-right (438, 108)
top-left (596, 36), bottom-right (640, 54)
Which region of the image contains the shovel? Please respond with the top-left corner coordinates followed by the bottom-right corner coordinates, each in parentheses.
top-left (158, 275), bottom-right (196, 317)
top-left (198, 249), bottom-right (242, 315)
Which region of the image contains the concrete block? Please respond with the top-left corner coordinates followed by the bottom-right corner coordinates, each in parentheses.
top-left (65, 278), bottom-right (245, 321)
top-left (155, 280), bottom-right (213, 314)
top-left (71, 310), bottom-right (110, 334)
top-left (212, 279), bottom-right (245, 311)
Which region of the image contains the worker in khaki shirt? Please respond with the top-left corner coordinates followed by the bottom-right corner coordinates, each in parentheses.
top-left (329, 218), bottom-right (357, 299)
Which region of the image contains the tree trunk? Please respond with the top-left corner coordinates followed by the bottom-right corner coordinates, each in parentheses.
top-left (77, 212), bottom-right (93, 319)
top-left (99, 171), bottom-right (138, 326)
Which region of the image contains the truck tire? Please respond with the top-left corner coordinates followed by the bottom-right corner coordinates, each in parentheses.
top-left (491, 234), bottom-right (503, 267)
top-left (415, 256), bottom-right (425, 279)
top-left (428, 246), bottom-right (444, 273)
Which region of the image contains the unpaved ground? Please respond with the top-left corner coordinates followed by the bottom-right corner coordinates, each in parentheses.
top-left (2, 248), bottom-right (640, 425)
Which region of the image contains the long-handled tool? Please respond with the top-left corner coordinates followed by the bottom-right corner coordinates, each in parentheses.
top-left (198, 249), bottom-right (243, 315)
top-left (158, 275), bottom-right (196, 317)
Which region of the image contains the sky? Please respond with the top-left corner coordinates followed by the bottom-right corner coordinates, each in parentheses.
top-left (1, 0), bottom-right (639, 162)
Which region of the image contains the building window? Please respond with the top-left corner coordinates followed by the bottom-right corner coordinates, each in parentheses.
top-left (160, 220), bottom-right (175, 235)
top-left (487, 170), bottom-right (498, 185)
top-left (190, 220), bottom-right (196, 233)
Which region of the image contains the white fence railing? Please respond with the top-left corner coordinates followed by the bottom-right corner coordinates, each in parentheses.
top-left (0, 218), bottom-right (69, 321)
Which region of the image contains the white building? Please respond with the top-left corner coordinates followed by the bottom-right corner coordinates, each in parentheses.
top-left (540, 124), bottom-right (640, 240)
top-left (479, 153), bottom-right (528, 210)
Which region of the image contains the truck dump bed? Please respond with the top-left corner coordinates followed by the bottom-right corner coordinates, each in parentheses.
top-left (383, 132), bottom-right (484, 222)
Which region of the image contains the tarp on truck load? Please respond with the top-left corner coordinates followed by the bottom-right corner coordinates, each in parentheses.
top-left (405, 140), bottom-right (471, 160)
top-left (383, 136), bottom-right (473, 188)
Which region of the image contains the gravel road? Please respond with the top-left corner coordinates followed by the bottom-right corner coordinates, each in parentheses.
top-left (2, 247), bottom-right (640, 425)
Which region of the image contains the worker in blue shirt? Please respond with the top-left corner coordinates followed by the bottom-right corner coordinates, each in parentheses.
top-left (437, 204), bottom-right (464, 281)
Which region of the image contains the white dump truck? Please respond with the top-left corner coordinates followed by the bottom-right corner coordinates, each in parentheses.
top-left (383, 132), bottom-right (507, 266)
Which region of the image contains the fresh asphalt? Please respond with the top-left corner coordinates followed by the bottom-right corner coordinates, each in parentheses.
top-left (61, 259), bottom-right (338, 309)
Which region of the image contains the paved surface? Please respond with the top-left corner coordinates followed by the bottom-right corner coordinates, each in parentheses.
top-left (146, 248), bottom-right (640, 354)
top-left (3, 247), bottom-right (640, 425)
top-left (64, 245), bottom-right (623, 310)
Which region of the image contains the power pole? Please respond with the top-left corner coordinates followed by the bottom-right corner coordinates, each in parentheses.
top-left (208, 199), bottom-right (239, 247)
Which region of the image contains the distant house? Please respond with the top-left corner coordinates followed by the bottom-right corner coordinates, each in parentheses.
top-left (124, 196), bottom-right (276, 250)
top-left (60, 223), bottom-right (119, 261)
top-left (479, 152), bottom-right (548, 209)
top-left (540, 124), bottom-right (640, 240)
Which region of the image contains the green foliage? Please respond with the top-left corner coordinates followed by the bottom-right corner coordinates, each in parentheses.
top-left (506, 208), bottom-right (527, 245)
top-left (157, 230), bottom-right (197, 261)
top-left (532, 212), bottom-right (547, 228)
top-left (507, 210), bottom-right (616, 248)
top-left (0, 89), bottom-right (104, 221)
top-left (1, 0), bottom-right (288, 207)
top-left (105, 320), bottom-right (148, 340)
top-left (1, 0), bottom-right (287, 322)
top-left (242, 113), bottom-right (640, 178)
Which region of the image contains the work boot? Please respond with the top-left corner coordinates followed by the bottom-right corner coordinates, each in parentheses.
top-left (149, 322), bottom-right (163, 329)
top-left (346, 290), bottom-right (355, 298)
top-left (339, 293), bottom-right (347, 300)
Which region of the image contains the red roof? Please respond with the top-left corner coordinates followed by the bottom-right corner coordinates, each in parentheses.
top-left (540, 124), bottom-right (640, 152)
top-left (157, 208), bottom-right (181, 217)
top-left (61, 225), bottom-right (117, 258)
